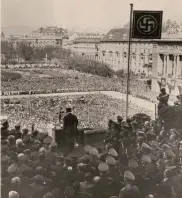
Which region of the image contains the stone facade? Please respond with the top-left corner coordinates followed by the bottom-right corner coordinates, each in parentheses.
top-left (22, 26), bottom-right (66, 48)
top-left (71, 38), bottom-right (100, 60)
top-left (98, 41), bottom-right (153, 76)
top-left (151, 41), bottom-right (182, 95)
top-left (70, 28), bottom-right (182, 95)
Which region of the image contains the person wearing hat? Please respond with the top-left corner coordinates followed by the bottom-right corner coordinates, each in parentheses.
top-left (106, 156), bottom-right (122, 194)
top-left (22, 128), bottom-right (29, 139)
top-left (30, 129), bottom-right (39, 143)
top-left (75, 163), bottom-right (85, 182)
top-left (157, 88), bottom-right (169, 112)
top-left (8, 135), bottom-right (17, 154)
top-left (10, 177), bottom-right (29, 198)
top-left (51, 156), bottom-right (65, 181)
top-left (119, 171), bottom-right (140, 198)
top-left (43, 192), bottom-right (54, 198)
top-left (116, 116), bottom-right (123, 131)
top-left (156, 168), bottom-right (173, 198)
top-left (63, 104), bottom-right (79, 154)
top-left (1, 119), bottom-right (9, 140)
top-left (9, 191), bottom-right (19, 198)
top-left (16, 139), bottom-right (25, 154)
top-left (45, 142), bottom-right (58, 164)
top-left (27, 174), bottom-right (48, 198)
top-left (80, 158), bottom-right (96, 176)
top-left (22, 128), bottom-right (31, 146)
top-left (94, 162), bottom-right (114, 198)
top-left (34, 166), bottom-right (52, 186)
top-left (30, 143), bottom-right (41, 162)
top-left (80, 172), bottom-right (95, 196)
top-left (126, 118), bottom-right (133, 133)
top-left (14, 123), bottom-right (22, 140)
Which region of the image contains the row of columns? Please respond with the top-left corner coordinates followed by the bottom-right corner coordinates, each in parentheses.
top-left (158, 54), bottom-right (181, 78)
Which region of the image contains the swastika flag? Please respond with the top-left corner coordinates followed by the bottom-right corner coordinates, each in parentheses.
top-left (132, 11), bottom-right (163, 39)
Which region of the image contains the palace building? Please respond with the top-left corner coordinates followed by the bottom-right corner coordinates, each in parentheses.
top-left (70, 26), bottom-right (182, 95)
top-left (21, 26), bottom-right (66, 48)
top-left (71, 37), bottom-right (100, 60)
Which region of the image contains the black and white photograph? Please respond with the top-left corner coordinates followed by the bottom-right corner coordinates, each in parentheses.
top-left (1, 0), bottom-right (182, 198)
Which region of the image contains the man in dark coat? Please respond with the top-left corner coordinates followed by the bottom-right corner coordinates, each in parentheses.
top-left (157, 88), bottom-right (169, 110)
top-left (119, 171), bottom-right (140, 198)
top-left (63, 105), bottom-right (79, 154)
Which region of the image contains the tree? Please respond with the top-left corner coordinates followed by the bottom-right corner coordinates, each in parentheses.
top-left (17, 42), bottom-right (34, 61)
top-left (1, 41), bottom-right (9, 55)
top-left (32, 48), bottom-right (46, 61)
top-left (162, 19), bottom-right (176, 32)
top-left (43, 46), bottom-right (56, 60)
top-left (1, 41), bottom-right (17, 64)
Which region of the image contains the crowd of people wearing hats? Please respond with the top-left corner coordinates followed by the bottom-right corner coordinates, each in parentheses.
top-left (1, 94), bottom-right (152, 131)
top-left (1, 101), bottom-right (182, 198)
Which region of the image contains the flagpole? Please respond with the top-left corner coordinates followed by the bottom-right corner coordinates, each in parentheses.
top-left (125, 3), bottom-right (133, 119)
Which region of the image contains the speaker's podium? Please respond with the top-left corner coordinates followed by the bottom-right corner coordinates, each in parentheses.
top-left (47, 123), bottom-right (85, 146)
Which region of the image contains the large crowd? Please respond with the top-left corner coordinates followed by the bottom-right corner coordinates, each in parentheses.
top-left (1, 105), bottom-right (182, 198)
top-left (1, 94), bottom-right (153, 131)
top-left (1, 64), bottom-right (182, 198)
top-left (1, 67), bottom-right (176, 103)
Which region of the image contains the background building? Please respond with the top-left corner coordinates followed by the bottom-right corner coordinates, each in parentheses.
top-left (99, 28), bottom-right (153, 75)
top-left (22, 26), bottom-right (66, 48)
top-left (71, 37), bottom-right (100, 60)
top-left (152, 40), bottom-right (182, 95)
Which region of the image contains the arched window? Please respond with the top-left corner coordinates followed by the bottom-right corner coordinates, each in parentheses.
top-left (109, 51), bottom-right (113, 57)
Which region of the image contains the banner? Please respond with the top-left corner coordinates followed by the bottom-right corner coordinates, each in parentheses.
top-left (132, 10), bottom-right (163, 39)
top-left (161, 78), bottom-right (166, 87)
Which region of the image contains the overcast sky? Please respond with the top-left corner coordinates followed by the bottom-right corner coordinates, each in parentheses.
top-left (1, 0), bottom-right (182, 30)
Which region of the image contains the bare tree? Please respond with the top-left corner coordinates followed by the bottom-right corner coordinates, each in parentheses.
top-left (17, 42), bottom-right (34, 61)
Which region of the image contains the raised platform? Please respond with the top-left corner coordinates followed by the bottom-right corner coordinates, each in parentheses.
top-left (48, 123), bottom-right (107, 146)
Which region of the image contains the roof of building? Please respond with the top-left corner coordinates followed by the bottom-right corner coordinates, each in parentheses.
top-left (102, 28), bottom-right (129, 42)
top-left (101, 28), bottom-right (182, 43)
top-left (32, 27), bottom-right (66, 34)
top-left (73, 37), bottom-right (101, 44)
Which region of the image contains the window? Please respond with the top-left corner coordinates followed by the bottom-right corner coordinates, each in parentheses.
top-left (123, 52), bottom-right (127, 58)
top-left (116, 51), bottom-right (120, 58)
top-left (109, 51), bottom-right (113, 57)
top-left (140, 53), bottom-right (144, 60)
top-left (132, 53), bottom-right (136, 60)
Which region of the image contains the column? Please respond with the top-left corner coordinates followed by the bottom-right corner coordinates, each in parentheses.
top-left (167, 54), bottom-right (169, 77)
top-left (174, 55), bottom-right (177, 78)
top-left (157, 54), bottom-right (161, 75)
top-left (164, 54), bottom-right (168, 77)
top-left (163, 55), bottom-right (166, 76)
top-left (160, 55), bottom-right (164, 75)
top-left (175, 55), bottom-right (180, 78)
